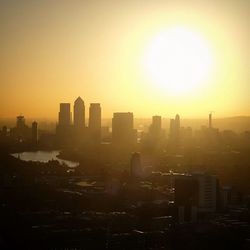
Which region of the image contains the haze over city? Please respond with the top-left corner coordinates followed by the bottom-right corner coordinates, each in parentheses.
top-left (0, 1), bottom-right (249, 250)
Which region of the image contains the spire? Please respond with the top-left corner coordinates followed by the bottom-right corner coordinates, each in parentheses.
top-left (74, 96), bottom-right (84, 105)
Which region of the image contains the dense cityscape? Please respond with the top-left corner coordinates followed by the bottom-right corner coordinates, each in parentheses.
top-left (1, 0), bottom-right (249, 249)
top-left (0, 96), bottom-right (249, 249)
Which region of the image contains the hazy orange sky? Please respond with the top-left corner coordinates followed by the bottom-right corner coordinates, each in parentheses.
top-left (1, 0), bottom-right (249, 119)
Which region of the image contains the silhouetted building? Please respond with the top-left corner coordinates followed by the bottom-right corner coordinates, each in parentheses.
top-left (175, 114), bottom-right (180, 131)
top-left (174, 172), bottom-right (219, 223)
top-left (197, 124), bottom-right (220, 149)
top-left (169, 119), bottom-right (175, 138)
top-left (74, 97), bottom-right (85, 128)
top-left (112, 112), bottom-right (136, 146)
top-left (73, 97), bottom-right (86, 145)
top-left (16, 115), bottom-right (25, 129)
top-left (149, 116), bottom-right (162, 137)
top-left (31, 121), bottom-right (38, 144)
top-left (89, 103), bottom-right (101, 144)
top-left (58, 103), bottom-right (71, 126)
top-left (169, 114), bottom-right (181, 149)
top-left (174, 175), bottom-right (199, 223)
top-left (144, 115), bottom-right (165, 150)
top-left (175, 176), bottom-right (199, 206)
top-left (130, 152), bottom-right (142, 178)
top-left (10, 115), bottom-right (30, 142)
top-left (57, 103), bottom-right (72, 146)
top-left (195, 173), bottom-right (218, 212)
top-left (209, 112), bottom-right (212, 129)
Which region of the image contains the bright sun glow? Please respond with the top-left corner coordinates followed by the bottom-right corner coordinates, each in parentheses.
top-left (143, 26), bottom-right (214, 96)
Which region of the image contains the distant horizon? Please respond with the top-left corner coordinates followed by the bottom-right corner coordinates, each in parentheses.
top-left (1, 114), bottom-right (250, 121)
top-left (1, 114), bottom-right (250, 134)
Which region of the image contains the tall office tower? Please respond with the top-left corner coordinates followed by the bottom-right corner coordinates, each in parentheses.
top-left (32, 121), bottom-right (38, 144)
top-left (175, 114), bottom-right (180, 131)
top-left (196, 174), bottom-right (218, 213)
top-left (130, 152), bottom-right (142, 178)
top-left (57, 103), bottom-right (72, 146)
top-left (169, 114), bottom-right (181, 150)
top-left (175, 114), bottom-right (180, 142)
top-left (74, 97), bottom-right (85, 128)
top-left (16, 115), bottom-right (25, 129)
top-left (89, 103), bottom-right (101, 144)
top-left (174, 172), bottom-right (218, 223)
top-left (150, 115), bottom-right (162, 137)
top-left (174, 175), bottom-right (199, 223)
top-left (169, 119), bottom-right (175, 138)
top-left (58, 103), bottom-right (71, 126)
top-left (209, 113), bottom-right (212, 129)
top-left (112, 112), bottom-right (136, 145)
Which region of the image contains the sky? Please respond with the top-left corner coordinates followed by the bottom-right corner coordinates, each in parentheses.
top-left (0, 0), bottom-right (249, 119)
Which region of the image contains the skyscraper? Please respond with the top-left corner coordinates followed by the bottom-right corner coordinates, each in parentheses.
top-left (130, 152), bottom-right (142, 178)
top-left (196, 174), bottom-right (218, 213)
top-left (169, 115), bottom-right (180, 139)
top-left (74, 97), bottom-right (85, 128)
top-left (174, 172), bottom-right (218, 223)
top-left (58, 103), bottom-right (71, 126)
top-left (175, 114), bottom-right (180, 143)
top-left (175, 114), bottom-right (180, 132)
top-left (149, 115), bottom-right (162, 138)
top-left (57, 103), bottom-right (72, 146)
top-left (16, 115), bottom-right (25, 129)
top-left (169, 114), bottom-right (181, 149)
top-left (209, 113), bottom-right (212, 129)
top-left (89, 103), bottom-right (101, 144)
top-left (169, 119), bottom-right (175, 138)
top-left (174, 174), bottom-right (199, 223)
top-left (112, 112), bottom-right (136, 145)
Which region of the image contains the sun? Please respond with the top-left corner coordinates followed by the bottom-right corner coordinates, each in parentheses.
top-left (143, 26), bottom-right (214, 96)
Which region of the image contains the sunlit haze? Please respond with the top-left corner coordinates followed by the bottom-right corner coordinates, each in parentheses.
top-left (1, 0), bottom-right (249, 119)
top-left (0, 2), bottom-right (250, 249)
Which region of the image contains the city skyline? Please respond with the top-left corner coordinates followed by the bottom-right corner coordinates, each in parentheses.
top-left (1, 0), bottom-right (249, 119)
top-left (1, 94), bottom-right (250, 121)
top-left (1, 97), bottom-right (250, 135)
top-left (0, 1), bottom-right (249, 249)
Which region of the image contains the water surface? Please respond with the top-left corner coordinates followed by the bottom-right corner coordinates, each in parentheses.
top-left (12, 150), bottom-right (79, 168)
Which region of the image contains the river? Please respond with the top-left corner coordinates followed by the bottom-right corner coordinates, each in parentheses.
top-left (11, 150), bottom-right (79, 168)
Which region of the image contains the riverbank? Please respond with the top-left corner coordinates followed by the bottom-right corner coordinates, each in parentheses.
top-left (11, 150), bottom-right (79, 168)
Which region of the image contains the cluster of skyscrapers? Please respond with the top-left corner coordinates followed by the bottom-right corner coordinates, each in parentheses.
top-left (57, 97), bottom-right (101, 146)
top-left (2, 97), bottom-right (217, 153)
top-left (57, 97), bottom-right (140, 147)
